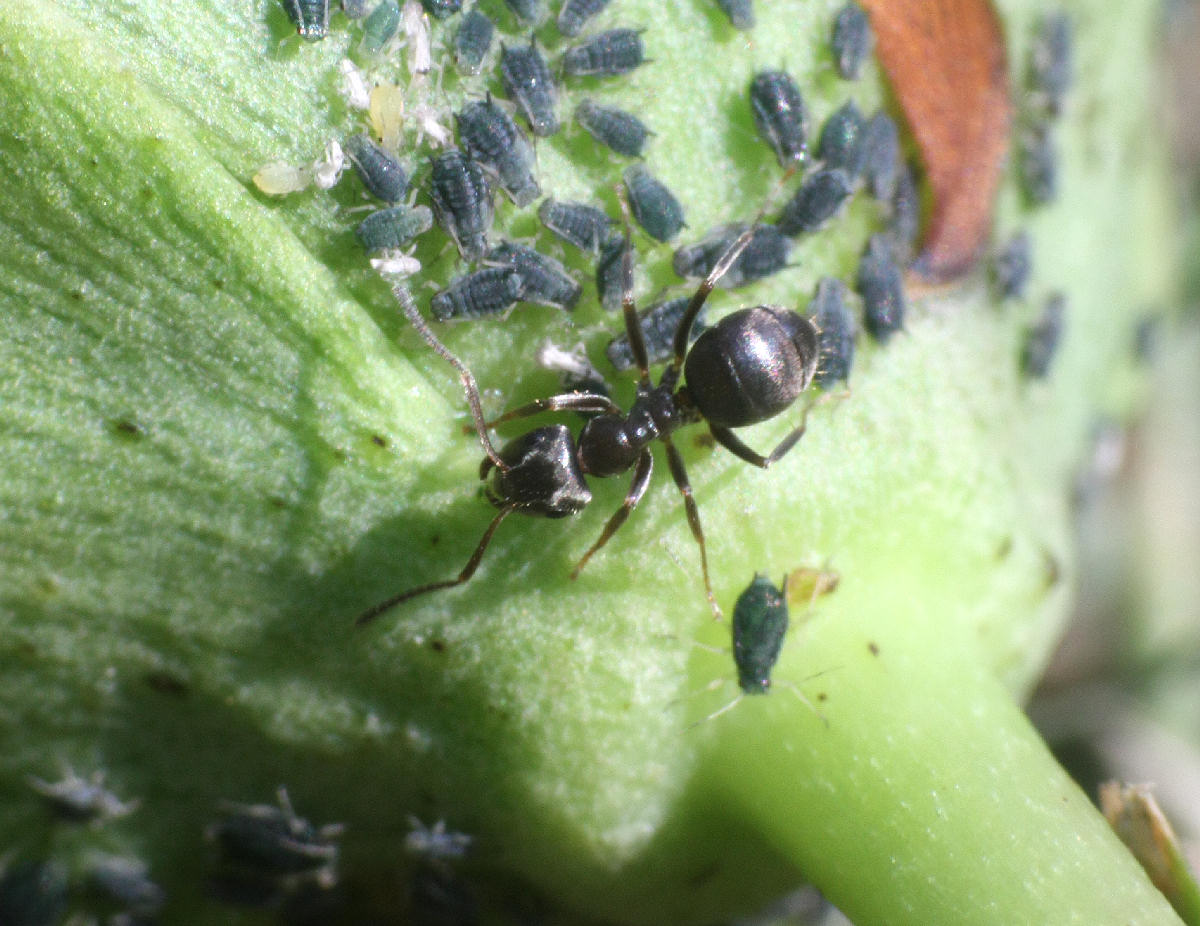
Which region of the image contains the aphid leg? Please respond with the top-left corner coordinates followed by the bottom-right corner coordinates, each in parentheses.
top-left (686, 693), bottom-right (744, 730)
top-left (356, 506), bottom-right (516, 627)
top-left (393, 283), bottom-right (506, 470)
top-left (662, 436), bottom-right (722, 619)
top-left (482, 392), bottom-right (622, 428)
top-left (708, 399), bottom-right (813, 468)
top-left (570, 449), bottom-right (653, 579)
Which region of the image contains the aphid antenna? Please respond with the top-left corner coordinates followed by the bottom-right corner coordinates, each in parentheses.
top-left (391, 283), bottom-right (506, 471)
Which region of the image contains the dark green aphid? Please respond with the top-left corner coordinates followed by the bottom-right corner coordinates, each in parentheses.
top-left (342, 0), bottom-right (371, 19)
top-left (88, 856), bottom-right (166, 919)
top-left (502, 0), bottom-right (545, 25)
top-left (561, 28), bottom-right (646, 78)
top-left (887, 159), bottom-right (920, 261)
top-left (355, 205), bottom-right (434, 253)
top-left (429, 150), bottom-right (494, 260)
top-left (1030, 11), bottom-right (1072, 117)
top-left (538, 199), bottom-right (616, 254)
top-left (432, 267), bottom-right (524, 320)
top-left (501, 42), bottom-right (560, 137)
top-left (0, 859), bottom-right (69, 926)
top-left (344, 134), bottom-right (409, 203)
top-left (672, 223), bottom-right (791, 289)
top-left (281, 0), bottom-right (330, 40)
top-left (421, 0), bottom-right (463, 19)
top-left (992, 230), bottom-right (1032, 300)
top-left (1022, 293), bottom-right (1065, 378)
top-left (1019, 123), bottom-right (1058, 205)
top-left (717, 0), bottom-right (755, 30)
top-left (623, 163), bottom-right (685, 243)
top-left (208, 789), bottom-right (342, 879)
top-left (454, 9), bottom-right (494, 75)
top-left (857, 234), bottom-right (906, 342)
top-left (575, 99), bottom-right (651, 158)
top-left (27, 767), bottom-right (138, 823)
top-left (605, 296), bottom-right (708, 371)
top-left (558, 0), bottom-right (614, 36)
top-left (456, 99), bottom-right (539, 206)
top-left (777, 167), bottom-right (854, 236)
top-left (749, 70), bottom-right (807, 167)
top-left (733, 574), bottom-right (790, 694)
top-left (831, 1), bottom-right (873, 80)
top-left (808, 277), bottom-right (856, 387)
top-left (487, 241), bottom-right (582, 311)
top-left (861, 110), bottom-right (901, 200)
top-left (818, 99), bottom-right (867, 176)
top-left (595, 233), bottom-right (632, 310)
top-left (361, 0), bottom-right (402, 53)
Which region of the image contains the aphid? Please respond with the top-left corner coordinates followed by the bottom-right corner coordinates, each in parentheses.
top-left (487, 241), bottom-right (581, 310)
top-left (861, 110), bottom-right (900, 201)
top-left (1019, 123), bottom-right (1058, 205)
top-left (558, 0), bottom-right (614, 36)
top-left (991, 230), bottom-right (1032, 300)
top-left (500, 42), bottom-right (560, 137)
top-left (748, 70), bottom-right (808, 167)
top-left (28, 768), bottom-right (139, 824)
top-left (336, 59), bottom-right (371, 110)
top-left (624, 163), bottom-right (686, 242)
top-left (404, 816), bottom-right (473, 860)
top-left (310, 139), bottom-right (346, 190)
top-left (456, 99), bottom-right (540, 207)
top-left (831, 1), bottom-right (873, 80)
top-left (538, 199), bottom-right (616, 254)
top-left (856, 234), bottom-right (906, 342)
top-left (431, 267), bottom-right (524, 320)
top-left (87, 855), bottom-right (166, 918)
top-left (342, 0), bottom-right (372, 18)
top-left (1022, 293), bottom-right (1065, 378)
top-left (357, 222), bottom-right (821, 625)
top-left (785, 564), bottom-right (840, 604)
top-left (605, 296), bottom-right (708, 371)
top-left (595, 233), bottom-right (633, 311)
top-left (345, 134), bottom-right (409, 203)
top-left (672, 223), bottom-right (791, 289)
top-left (0, 859), bottom-right (69, 926)
top-left (370, 251), bottom-right (422, 278)
top-left (281, 0), bottom-right (330, 40)
top-left (716, 0), bottom-right (755, 30)
top-left (575, 99), bottom-right (651, 158)
top-left (429, 150), bottom-right (494, 260)
top-left (776, 167), bottom-right (854, 236)
top-left (887, 159), bottom-right (920, 261)
top-left (502, 0), bottom-right (545, 25)
top-left (818, 100), bottom-right (867, 176)
top-left (402, 0), bottom-right (432, 75)
top-left (732, 574), bottom-right (790, 694)
top-left (361, 0), bottom-right (402, 54)
top-left (253, 140), bottom-right (344, 195)
top-left (454, 9), bottom-right (494, 75)
top-left (420, 0), bottom-right (462, 18)
top-left (1030, 11), bottom-right (1072, 117)
top-left (807, 277), bottom-right (856, 387)
top-left (355, 205), bottom-right (434, 252)
top-left (412, 102), bottom-right (455, 148)
top-left (560, 28), bottom-right (646, 78)
top-left (369, 83), bottom-right (406, 151)
top-left (208, 788), bottom-right (343, 887)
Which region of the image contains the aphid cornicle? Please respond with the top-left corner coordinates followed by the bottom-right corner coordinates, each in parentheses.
top-left (605, 296), bottom-right (708, 371)
top-left (358, 218), bottom-right (821, 625)
top-left (454, 9), bottom-right (494, 75)
top-left (558, 0), bottom-right (614, 36)
top-left (486, 241), bottom-right (582, 311)
top-left (281, 0), bottom-right (330, 41)
top-left (344, 134), bottom-right (409, 204)
top-left (538, 199), bottom-right (617, 254)
top-left (431, 267), bottom-right (524, 321)
top-left (355, 205), bottom-right (433, 253)
top-left (672, 223), bottom-right (791, 289)
top-left (777, 167), bottom-right (854, 236)
top-left (808, 277), bottom-right (856, 387)
top-left (429, 150), bottom-right (494, 261)
top-left (560, 28), bottom-right (647, 78)
top-left (500, 41), bottom-right (560, 137)
top-left (716, 0), bottom-right (755, 30)
top-left (361, 0), bottom-right (402, 54)
top-left (624, 163), bottom-right (686, 242)
top-left (749, 70), bottom-right (807, 167)
top-left (818, 99), bottom-right (867, 176)
top-left (857, 234), bottom-right (906, 342)
top-left (831, 1), bottom-right (873, 80)
top-left (575, 99), bottom-right (651, 158)
top-left (455, 99), bottom-right (540, 207)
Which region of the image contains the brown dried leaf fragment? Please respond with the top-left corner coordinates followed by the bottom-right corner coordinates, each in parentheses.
top-left (858, 0), bottom-right (1011, 284)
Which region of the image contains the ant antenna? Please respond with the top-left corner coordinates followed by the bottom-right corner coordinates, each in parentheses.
top-left (392, 282), bottom-right (506, 470)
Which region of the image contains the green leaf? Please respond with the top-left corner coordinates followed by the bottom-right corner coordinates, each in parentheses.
top-left (0, 0), bottom-right (1183, 922)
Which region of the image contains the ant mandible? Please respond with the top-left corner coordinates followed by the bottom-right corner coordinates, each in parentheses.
top-left (356, 215), bottom-right (820, 627)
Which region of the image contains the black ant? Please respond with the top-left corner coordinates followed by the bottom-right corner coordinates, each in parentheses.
top-left (357, 216), bottom-right (820, 627)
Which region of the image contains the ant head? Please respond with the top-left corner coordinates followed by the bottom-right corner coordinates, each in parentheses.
top-left (489, 425), bottom-right (592, 518)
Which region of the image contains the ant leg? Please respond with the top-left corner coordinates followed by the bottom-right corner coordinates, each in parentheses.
top-left (356, 505), bottom-right (515, 628)
top-left (571, 448), bottom-right (653, 578)
top-left (612, 189), bottom-right (652, 383)
top-left (662, 436), bottom-right (722, 620)
top-left (709, 401), bottom-right (812, 469)
top-left (392, 283), bottom-right (506, 471)
top-left (484, 392), bottom-right (623, 428)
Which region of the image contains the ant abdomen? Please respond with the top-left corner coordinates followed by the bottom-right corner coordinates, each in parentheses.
top-left (683, 306), bottom-right (819, 428)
